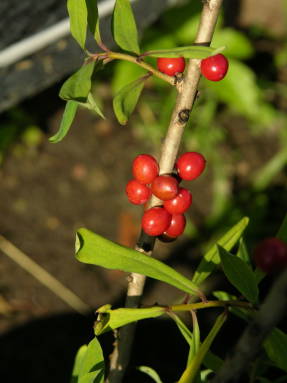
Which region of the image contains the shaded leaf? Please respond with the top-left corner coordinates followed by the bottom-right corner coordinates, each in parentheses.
top-left (192, 217), bottom-right (249, 285)
top-left (60, 62), bottom-right (95, 102)
top-left (76, 229), bottom-right (201, 296)
top-left (144, 45), bottom-right (222, 59)
top-left (49, 101), bottom-right (78, 143)
top-left (137, 366), bottom-right (163, 383)
top-left (67, 0), bottom-right (88, 49)
top-left (236, 238), bottom-right (251, 264)
top-left (95, 305), bottom-right (165, 334)
top-left (203, 351), bottom-right (223, 372)
top-left (218, 245), bottom-right (259, 304)
top-left (113, 75), bottom-right (147, 125)
top-left (277, 213), bottom-right (287, 242)
top-left (112, 0), bottom-right (140, 54)
top-left (86, 0), bottom-right (100, 44)
top-left (79, 93), bottom-right (105, 119)
top-left (264, 328), bottom-right (287, 373)
top-left (178, 313), bottom-right (227, 383)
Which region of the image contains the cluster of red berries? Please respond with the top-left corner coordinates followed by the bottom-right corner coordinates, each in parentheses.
top-left (253, 237), bottom-right (287, 273)
top-left (126, 152), bottom-right (206, 239)
top-left (157, 53), bottom-right (229, 81)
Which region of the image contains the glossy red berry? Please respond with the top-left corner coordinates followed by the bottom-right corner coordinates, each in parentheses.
top-left (151, 175), bottom-right (179, 201)
top-left (125, 179), bottom-right (151, 205)
top-left (164, 214), bottom-right (186, 238)
top-left (200, 54), bottom-right (229, 81)
top-left (142, 207), bottom-right (172, 236)
top-left (253, 237), bottom-right (287, 273)
top-left (164, 187), bottom-right (192, 214)
top-left (157, 57), bottom-right (185, 76)
top-left (132, 154), bottom-right (159, 185)
top-left (176, 152), bottom-right (206, 181)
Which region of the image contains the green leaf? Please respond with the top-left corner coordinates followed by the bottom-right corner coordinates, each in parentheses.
top-left (112, 0), bottom-right (140, 54)
top-left (49, 101), bottom-right (78, 143)
top-left (277, 213), bottom-right (287, 242)
top-left (67, 0), bottom-right (88, 49)
top-left (79, 93), bottom-right (105, 119)
top-left (178, 313), bottom-right (227, 383)
top-left (144, 45), bottom-right (223, 59)
top-left (137, 366), bottom-right (163, 383)
top-left (113, 75), bottom-right (147, 125)
top-left (60, 62), bottom-right (95, 102)
top-left (76, 229), bottom-right (201, 296)
top-left (71, 336), bottom-right (105, 383)
top-left (95, 305), bottom-right (165, 334)
top-left (236, 238), bottom-right (251, 264)
top-left (192, 217), bottom-right (249, 285)
top-left (203, 351), bottom-right (223, 372)
top-left (264, 328), bottom-right (287, 372)
top-left (218, 245), bottom-right (259, 304)
top-left (86, 0), bottom-right (100, 44)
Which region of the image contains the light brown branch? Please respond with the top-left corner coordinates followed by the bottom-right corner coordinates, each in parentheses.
top-left (107, 1), bottom-right (223, 382)
top-left (209, 267), bottom-right (287, 383)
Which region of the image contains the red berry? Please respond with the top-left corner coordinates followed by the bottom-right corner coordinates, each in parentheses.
top-left (164, 187), bottom-right (192, 214)
top-left (253, 237), bottom-right (287, 273)
top-left (125, 179), bottom-right (151, 205)
top-left (200, 54), bottom-right (229, 81)
top-left (164, 214), bottom-right (186, 238)
top-left (157, 57), bottom-right (185, 76)
top-left (142, 207), bottom-right (172, 236)
top-left (176, 152), bottom-right (206, 181)
top-left (151, 175), bottom-right (179, 201)
top-left (132, 154), bottom-right (159, 185)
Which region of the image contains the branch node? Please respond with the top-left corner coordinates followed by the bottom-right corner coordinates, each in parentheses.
top-left (178, 109), bottom-right (190, 124)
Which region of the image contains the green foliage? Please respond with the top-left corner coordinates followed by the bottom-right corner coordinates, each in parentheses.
top-left (67, 0), bottom-right (89, 49)
top-left (264, 328), bottom-right (287, 373)
top-left (95, 305), bottom-right (165, 334)
top-left (113, 75), bottom-right (147, 125)
top-left (144, 45), bottom-right (222, 58)
top-left (71, 336), bottom-right (105, 383)
top-left (112, 0), bottom-right (140, 54)
top-left (49, 101), bottom-right (78, 143)
top-left (76, 229), bottom-right (201, 296)
top-left (192, 217), bottom-right (249, 285)
top-left (218, 245), bottom-right (259, 304)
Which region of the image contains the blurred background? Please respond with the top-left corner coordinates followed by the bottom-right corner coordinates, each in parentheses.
top-left (0, 0), bottom-right (286, 382)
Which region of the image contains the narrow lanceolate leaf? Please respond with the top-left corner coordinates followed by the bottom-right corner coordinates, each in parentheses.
top-left (144, 45), bottom-right (223, 59)
top-left (264, 328), bottom-right (287, 373)
top-left (76, 229), bottom-right (201, 296)
top-left (86, 0), bottom-right (100, 44)
top-left (60, 62), bottom-right (95, 102)
top-left (79, 93), bottom-right (105, 119)
top-left (236, 238), bottom-right (251, 264)
top-left (71, 336), bottom-right (105, 383)
top-left (67, 0), bottom-right (88, 49)
top-left (95, 305), bottom-right (165, 334)
top-left (138, 366), bottom-right (163, 383)
top-left (178, 313), bottom-right (227, 383)
top-left (49, 101), bottom-right (78, 143)
top-left (192, 217), bottom-right (249, 285)
top-left (112, 0), bottom-right (140, 54)
top-left (113, 75), bottom-right (147, 125)
top-left (218, 245), bottom-right (259, 304)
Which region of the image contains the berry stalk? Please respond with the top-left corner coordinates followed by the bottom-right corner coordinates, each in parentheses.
top-left (107, 1), bottom-right (224, 382)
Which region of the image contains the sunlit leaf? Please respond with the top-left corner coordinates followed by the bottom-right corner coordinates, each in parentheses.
top-left (236, 238), bottom-right (251, 264)
top-left (76, 229), bottom-right (201, 296)
top-left (212, 28), bottom-right (254, 59)
top-left (218, 245), bottom-right (259, 304)
top-left (192, 217), bottom-right (249, 285)
top-left (112, 0), bottom-right (140, 54)
top-left (144, 45), bottom-right (223, 58)
top-left (113, 75), bottom-right (147, 125)
top-left (95, 305), bottom-right (165, 334)
top-left (67, 0), bottom-right (88, 49)
top-left (49, 101), bottom-right (78, 143)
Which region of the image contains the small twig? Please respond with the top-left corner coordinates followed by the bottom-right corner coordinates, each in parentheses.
top-left (107, 1), bottom-right (223, 382)
top-left (209, 267), bottom-right (287, 383)
top-left (0, 235), bottom-right (90, 315)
